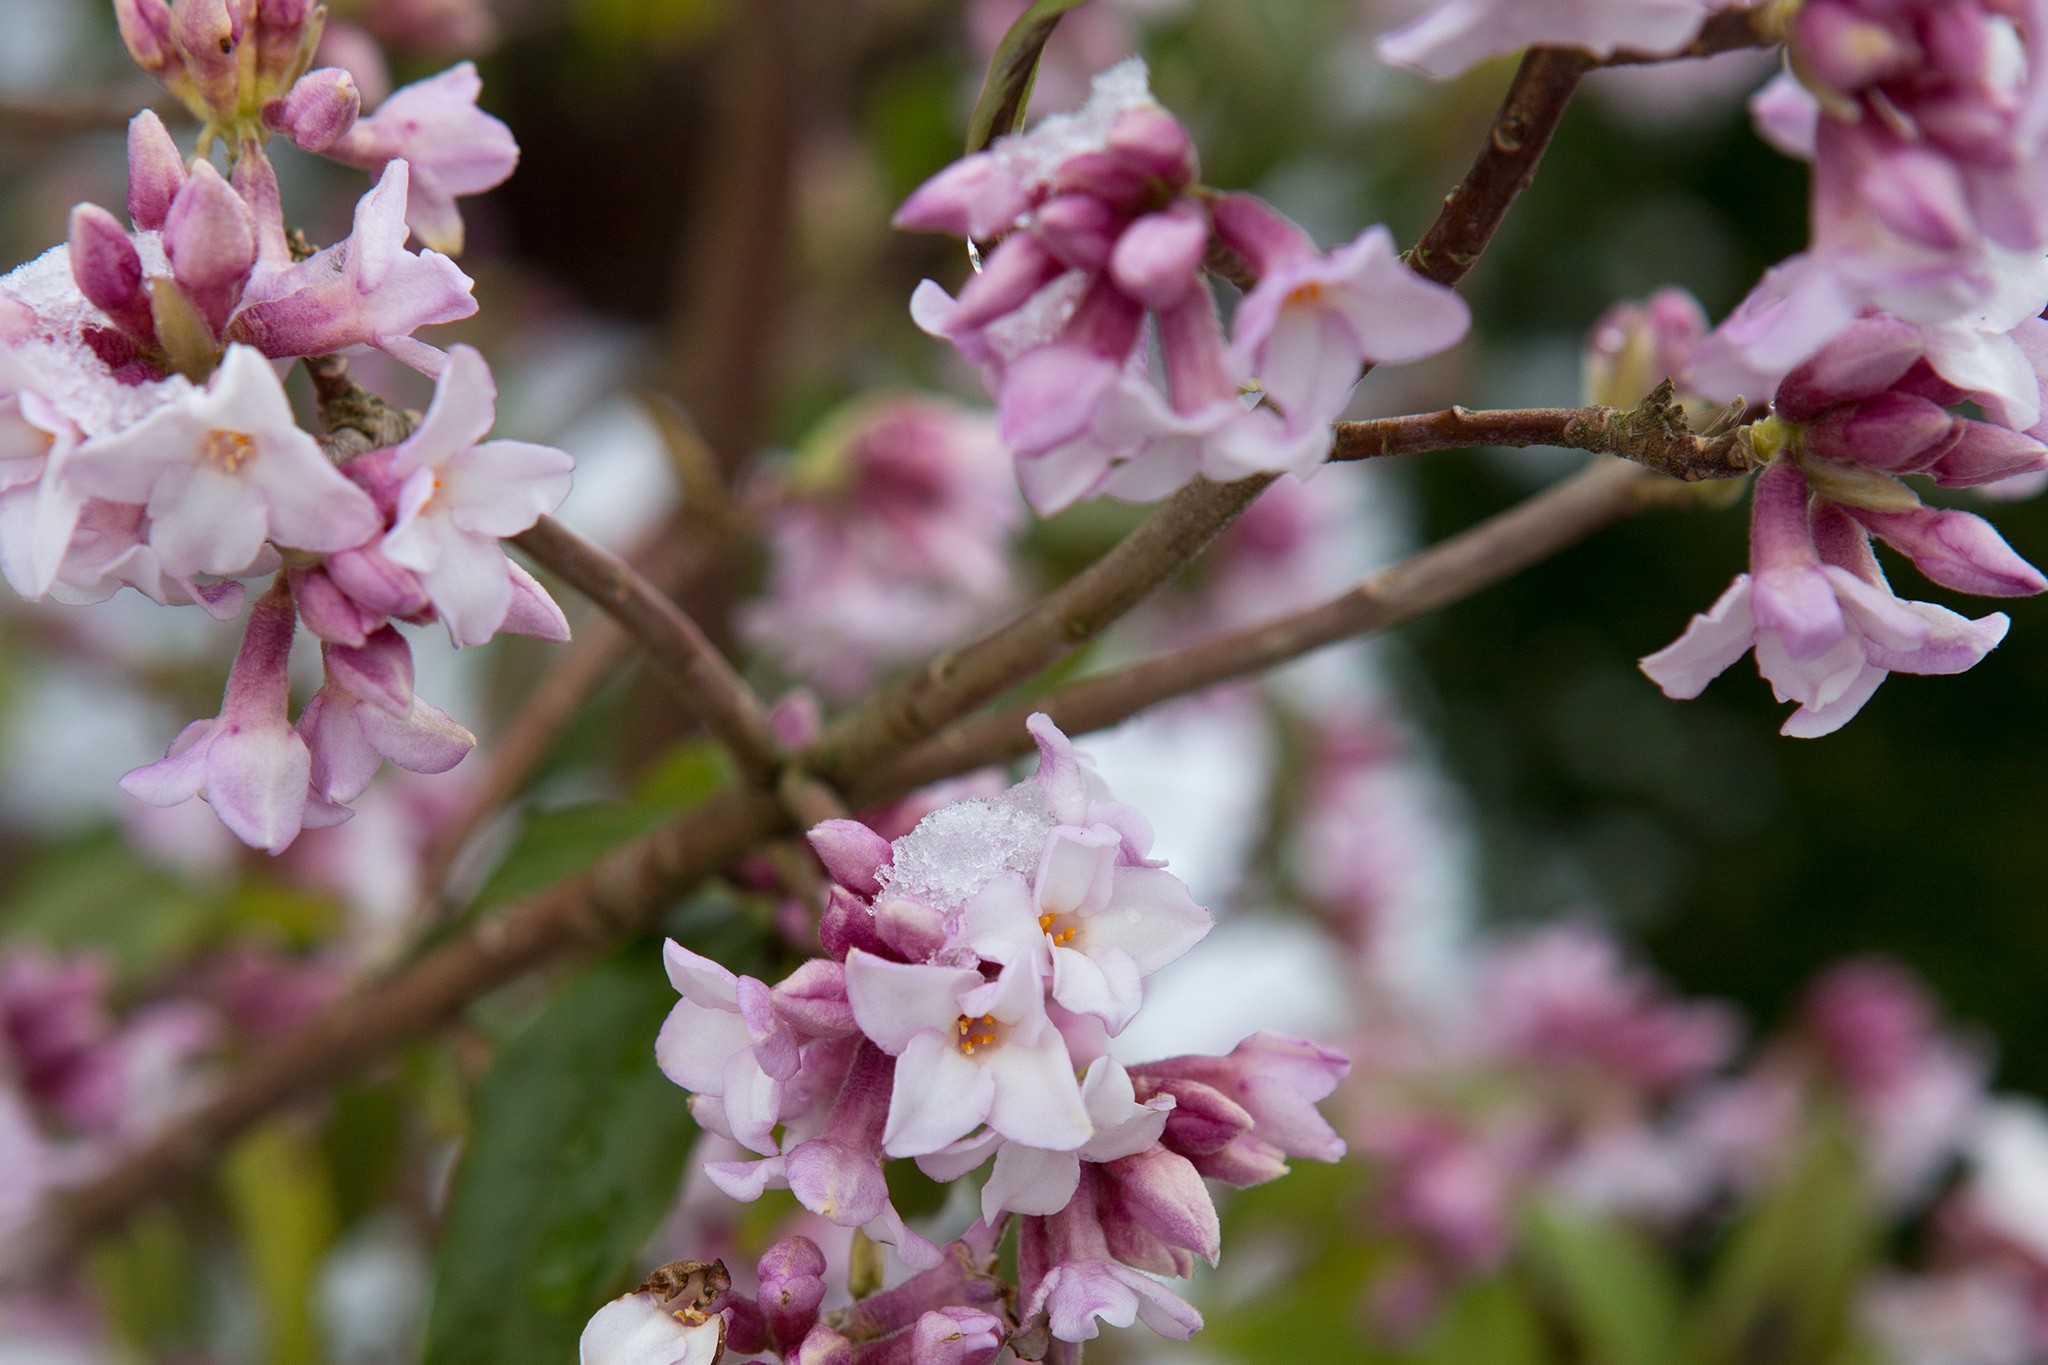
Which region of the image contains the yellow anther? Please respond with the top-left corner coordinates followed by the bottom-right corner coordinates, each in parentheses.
top-left (203, 429), bottom-right (254, 472)
top-left (1038, 912), bottom-right (1057, 933)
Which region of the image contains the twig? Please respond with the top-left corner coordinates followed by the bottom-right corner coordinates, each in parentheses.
top-left (1405, 47), bottom-right (1592, 288)
top-left (1331, 386), bottom-right (1756, 481)
top-left (511, 517), bottom-right (786, 786)
top-left (850, 459), bottom-right (1659, 800)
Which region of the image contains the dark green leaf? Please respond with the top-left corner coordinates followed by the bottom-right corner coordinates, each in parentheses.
top-left (965, 0), bottom-right (1093, 153)
top-left (421, 950), bottom-right (700, 1365)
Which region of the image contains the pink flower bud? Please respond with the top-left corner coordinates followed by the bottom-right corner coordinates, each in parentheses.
top-left (1034, 193), bottom-right (1121, 271)
top-left (1108, 202), bottom-right (1211, 311)
top-left (1102, 1146), bottom-right (1221, 1265)
top-left (1800, 393), bottom-right (1962, 471)
top-left (67, 204), bottom-right (156, 346)
top-left (325, 547), bottom-right (431, 618)
top-left (757, 1237), bottom-right (828, 1354)
top-left (163, 161), bottom-right (258, 335)
top-left (1774, 315), bottom-right (1924, 421)
top-left (289, 565), bottom-right (381, 645)
top-left (1842, 503), bottom-right (2048, 598)
top-left (126, 110), bottom-right (188, 231)
top-left (1141, 1076), bottom-right (1254, 1156)
top-left (807, 818), bottom-right (892, 896)
top-left (909, 1307), bottom-right (1005, 1365)
top-left (1106, 105), bottom-right (1196, 186)
top-left (264, 67), bottom-right (360, 151)
top-left (169, 0), bottom-right (247, 117)
top-left (819, 884), bottom-right (890, 961)
top-left (1926, 421), bottom-right (2048, 487)
top-left (114, 0), bottom-right (176, 72)
top-left (874, 897), bottom-right (947, 962)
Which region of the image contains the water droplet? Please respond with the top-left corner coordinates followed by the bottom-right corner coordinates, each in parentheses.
top-left (967, 239), bottom-right (985, 274)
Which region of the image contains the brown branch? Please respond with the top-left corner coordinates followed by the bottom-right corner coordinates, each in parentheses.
top-left (511, 517), bottom-right (786, 786)
top-left (1406, 47), bottom-right (1591, 288)
top-left (801, 475), bottom-right (1273, 786)
top-left (1331, 386), bottom-right (1756, 481)
top-left (851, 459), bottom-right (1660, 800)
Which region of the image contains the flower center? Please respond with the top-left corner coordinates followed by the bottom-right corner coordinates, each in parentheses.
top-left (204, 429), bottom-right (255, 472)
top-left (1286, 281), bottom-right (1324, 306)
top-left (1037, 911), bottom-right (1078, 946)
top-left (956, 1013), bottom-right (1001, 1055)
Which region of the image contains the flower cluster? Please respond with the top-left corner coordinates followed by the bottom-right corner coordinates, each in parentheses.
top-left (1691, 0), bottom-right (2048, 400)
top-left (740, 395), bottom-right (1024, 698)
top-left (0, 3), bottom-right (569, 851)
top-left (897, 60), bottom-right (1469, 513)
top-left (641, 715), bottom-right (1349, 1353)
top-left (1643, 317), bottom-right (2048, 735)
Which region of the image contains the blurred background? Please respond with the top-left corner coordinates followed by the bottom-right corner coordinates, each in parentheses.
top-left (1, 1), bottom-right (2042, 1362)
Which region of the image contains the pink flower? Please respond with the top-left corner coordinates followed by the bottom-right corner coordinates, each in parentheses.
top-left (1473, 923), bottom-right (1739, 1097)
top-left (844, 953), bottom-right (1092, 1158)
top-left (1376, 0), bottom-right (1717, 81)
top-left (320, 63), bottom-right (519, 253)
top-left (655, 942), bottom-right (801, 1158)
top-left (1214, 195), bottom-right (1471, 469)
top-left (378, 344), bottom-right (573, 645)
top-left (1019, 1167), bottom-right (1204, 1343)
top-left (915, 1057), bottom-right (1173, 1220)
top-left (1641, 461), bottom-right (2014, 736)
top-left (297, 629), bottom-right (476, 805)
top-left (1583, 287), bottom-right (1709, 407)
top-left (961, 821), bottom-right (1210, 1034)
top-left (61, 344), bottom-right (381, 580)
top-left (739, 396), bottom-right (1021, 696)
top-left (229, 161), bottom-right (478, 374)
top-left (121, 580), bottom-right (348, 852)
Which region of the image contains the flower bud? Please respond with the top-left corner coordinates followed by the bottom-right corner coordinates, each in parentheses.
top-left (1142, 1076), bottom-right (1254, 1157)
top-left (114, 0), bottom-right (177, 74)
top-left (1926, 421), bottom-right (2048, 488)
top-left (325, 547), bottom-right (431, 618)
top-left (1582, 288), bottom-right (1706, 409)
top-left (757, 1236), bottom-right (828, 1354)
top-left (1799, 392), bottom-right (1961, 471)
top-left (1109, 202), bottom-right (1211, 311)
top-left (163, 161), bottom-right (258, 335)
top-left (127, 110), bottom-right (189, 231)
top-left (1102, 1147), bottom-right (1221, 1265)
top-left (819, 885), bottom-right (890, 962)
top-left (264, 66), bottom-right (360, 151)
top-left (908, 1307), bottom-right (1006, 1365)
top-left (1034, 193), bottom-right (1120, 271)
top-left (807, 818), bottom-right (892, 896)
top-left (1106, 106), bottom-right (1196, 187)
top-left (254, 0), bottom-right (325, 91)
top-left (1774, 315), bottom-right (1924, 421)
top-left (169, 0), bottom-right (247, 122)
top-left (68, 204), bottom-right (156, 346)
top-left (289, 566), bottom-right (380, 646)
top-left (1842, 503), bottom-right (2048, 597)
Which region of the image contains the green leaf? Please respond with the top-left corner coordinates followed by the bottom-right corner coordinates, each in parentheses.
top-left (965, 0), bottom-right (1094, 153)
top-left (222, 1123), bottom-right (343, 1365)
top-left (421, 949), bottom-right (701, 1365)
top-left (472, 743), bottom-right (727, 909)
top-left (1520, 1200), bottom-right (1681, 1365)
